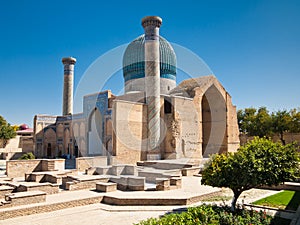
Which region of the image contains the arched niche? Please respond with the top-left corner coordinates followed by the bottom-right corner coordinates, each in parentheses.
top-left (201, 84), bottom-right (227, 157)
top-left (44, 128), bottom-right (56, 158)
top-left (87, 108), bottom-right (103, 155)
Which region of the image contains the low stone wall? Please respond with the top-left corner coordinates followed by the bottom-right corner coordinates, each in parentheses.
top-left (240, 133), bottom-right (300, 146)
top-left (6, 160), bottom-right (42, 178)
top-left (6, 159), bottom-right (65, 178)
top-left (102, 196), bottom-right (188, 206)
top-left (261, 182), bottom-right (300, 192)
top-left (16, 183), bottom-right (59, 195)
top-left (25, 172), bottom-right (64, 185)
top-left (0, 196), bottom-right (104, 220)
top-left (41, 159), bottom-right (65, 171)
top-left (4, 191), bottom-right (46, 207)
top-left (62, 175), bottom-right (109, 191)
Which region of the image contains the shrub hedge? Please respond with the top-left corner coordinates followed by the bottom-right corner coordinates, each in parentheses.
top-left (135, 204), bottom-right (272, 225)
top-left (18, 152), bottom-right (35, 160)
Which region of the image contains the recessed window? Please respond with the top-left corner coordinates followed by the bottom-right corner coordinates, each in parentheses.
top-left (164, 97), bottom-right (172, 114)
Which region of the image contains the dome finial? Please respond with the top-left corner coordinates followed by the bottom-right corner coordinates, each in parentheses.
top-left (141, 16), bottom-right (162, 28)
top-left (62, 57), bottom-right (76, 65)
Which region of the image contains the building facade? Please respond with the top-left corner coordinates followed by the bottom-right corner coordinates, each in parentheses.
top-left (33, 16), bottom-right (240, 163)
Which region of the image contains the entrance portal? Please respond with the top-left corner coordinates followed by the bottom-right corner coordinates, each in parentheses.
top-left (202, 85), bottom-right (227, 157)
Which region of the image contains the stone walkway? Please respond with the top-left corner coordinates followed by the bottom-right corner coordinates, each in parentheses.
top-left (0, 204), bottom-right (167, 225)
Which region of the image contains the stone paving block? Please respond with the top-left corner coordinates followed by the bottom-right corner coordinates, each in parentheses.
top-left (96, 182), bottom-right (117, 192)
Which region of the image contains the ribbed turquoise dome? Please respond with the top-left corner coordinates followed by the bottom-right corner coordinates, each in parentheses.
top-left (123, 35), bottom-right (176, 82)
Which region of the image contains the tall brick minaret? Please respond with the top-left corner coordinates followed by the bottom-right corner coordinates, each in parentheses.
top-left (62, 57), bottom-right (76, 116)
top-left (142, 16), bottom-right (162, 159)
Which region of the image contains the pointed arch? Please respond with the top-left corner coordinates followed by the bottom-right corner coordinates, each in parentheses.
top-left (87, 108), bottom-right (103, 155)
top-left (201, 84), bottom-right (227, 156)
top-left (44, 128), bottom-right (56, 158)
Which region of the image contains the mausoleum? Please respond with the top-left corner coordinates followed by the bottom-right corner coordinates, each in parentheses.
top-left (33, 16), bottom-right (240, 164)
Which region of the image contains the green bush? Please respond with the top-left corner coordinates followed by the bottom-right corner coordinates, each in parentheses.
top-left (18, 152), bottom-right (35, 160)
top-left (135, 204), bottom-right (272, 225)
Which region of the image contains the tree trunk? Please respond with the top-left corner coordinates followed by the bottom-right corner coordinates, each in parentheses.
top-left (0, 139), bottom-right (8, 148)
top-left (231, 191), bottom-right (242, 212)
top-left (280, 132), bottom-right (285, 145)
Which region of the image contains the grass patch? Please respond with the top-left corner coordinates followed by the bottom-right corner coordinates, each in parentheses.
top-left (252, 190), bottom-right (300, 210)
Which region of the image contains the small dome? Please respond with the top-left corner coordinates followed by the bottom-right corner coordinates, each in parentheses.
top-left (123, 35), bottom-right (176, 82)
top-left (20, 124), bottom-right (29, 130)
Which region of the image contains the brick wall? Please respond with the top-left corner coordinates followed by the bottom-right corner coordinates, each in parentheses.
top-left (6, 160), bottom-right (42, 178)
top-left (240, 133), bottom-right (300, 146)
top-left (6, 159), bottom-right (65, 178)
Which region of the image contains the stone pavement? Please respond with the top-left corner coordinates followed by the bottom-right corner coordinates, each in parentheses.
top-left (0, 190), bottom-right (279, 225)
top-left (0, 176), bottom-right (279, 225)
top-left (0, 203), bottom-right (168, 225)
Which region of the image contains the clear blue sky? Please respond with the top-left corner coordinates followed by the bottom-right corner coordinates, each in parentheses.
top-left (0, 0), bottom-right (299, 126)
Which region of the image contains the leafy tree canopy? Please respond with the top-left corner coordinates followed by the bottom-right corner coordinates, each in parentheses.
top-left (0, 115), bottom-right (16, 147)
top-left (238, 107), bottom-right (300, 144)
top-left (237, 107), bottom-right (272, 137)
top-left (201, 137), bottom-right (300, 211)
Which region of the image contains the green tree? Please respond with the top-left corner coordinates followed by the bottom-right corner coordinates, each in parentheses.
top-left (237, 107), bottom-right (256, 134)
top-left (201, 137), bottom-right (300, 211)
top-left (0, 115), bottom-right (16, 147)
top-left (290, 108), bottom-right (300, 133)
top-left (255, 107), bottom-right (272, 137)
top-left (271, 110), bottom-right (292, 145)
top-left (238, 107), bottom-right (300, 143)
top-left (237, 107), bottom-right (272, 137)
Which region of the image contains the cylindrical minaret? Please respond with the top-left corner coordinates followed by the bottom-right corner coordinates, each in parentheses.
top-left (142, 16), bottom-right (162, 155)
top-left (62, 57), bottom-right (76, 116)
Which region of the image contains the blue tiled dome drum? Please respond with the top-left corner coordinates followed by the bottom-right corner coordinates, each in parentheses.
top-left (123, 35), bottom-right (177, 85)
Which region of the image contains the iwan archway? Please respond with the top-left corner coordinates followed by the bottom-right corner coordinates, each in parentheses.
top-left (201, 84), bottom-right (227, 157)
